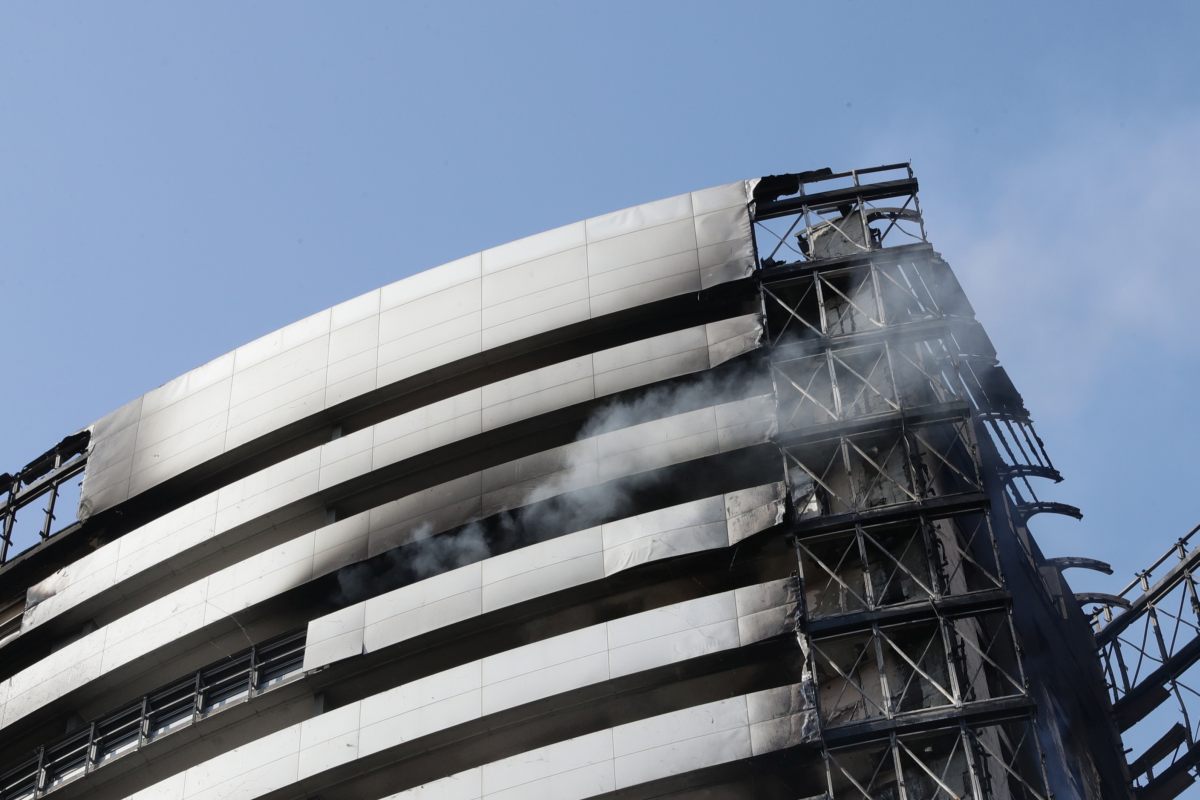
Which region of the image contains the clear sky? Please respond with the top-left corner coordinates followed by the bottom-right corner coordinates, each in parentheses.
top-left (2, 0), bottom-right (1198, 674)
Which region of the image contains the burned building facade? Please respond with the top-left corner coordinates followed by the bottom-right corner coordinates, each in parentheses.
top-left (0, 165), bottom-right (1134, 798)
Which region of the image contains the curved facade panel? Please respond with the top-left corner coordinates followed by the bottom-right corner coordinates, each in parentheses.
top-left (78, 180), bottom-right (757, 521)
top-left (0, 166), bottom-right (1134, 799)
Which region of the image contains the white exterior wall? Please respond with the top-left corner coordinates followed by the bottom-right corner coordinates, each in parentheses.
top-left (0, 178), bottom-right (813, 800)
top-left (127, 581), bottom-right (805, 800)
top-left (0, 397), bottom-right (778, 730)
top-left (80, 181), bottom-right (757, 519)
top-left (22, 314), bottom-right (762, 635)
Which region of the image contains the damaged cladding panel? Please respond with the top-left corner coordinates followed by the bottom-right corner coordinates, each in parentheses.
top-left (0, 166), bottom-right (1131, 800)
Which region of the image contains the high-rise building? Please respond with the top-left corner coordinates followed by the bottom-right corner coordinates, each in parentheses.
top-left (0, 165), bottom-right (1136, 799)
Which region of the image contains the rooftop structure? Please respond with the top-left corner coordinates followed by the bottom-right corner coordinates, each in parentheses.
top-left (0, 164), bottom-right (1147, 799)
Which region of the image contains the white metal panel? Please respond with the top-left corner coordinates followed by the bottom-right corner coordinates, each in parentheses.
top-left (380, 769), bottom-right (483, 800)
top-left (232, 309), bottom-right (331, 372)
top-left (481, 644), bottom-right (609, 715)
top-left (303, 603), bottom-right (365, 671)
top-left (365, 475), bottom-right (485, 558)
top-left (736, 578), bottom-right (798, 645)
top-left (585, 192), bottom-right (693, 242)
top-left (317, 427), bottom-right (373, 491)
top-left (379, 687), bottom-right (809, 800)
top-left (706, 312), bottom-right (764, 366)
top-left (326, 347), bottom-right (378, 408)
top-left (297, 702), bottom-right (362, 780)
top-left (133, 376), bottom-right (232, 455)
top-left (304, 486), bottom-right (783, 673)
top-left (129, 677), bottom-right (810, 800)
top-left (586, 218), bottom-right (697, 276)
top-left (330, 287), bottom-right (381, 329)
top-left (481, 281), bottom-right (591, 350)
top-left (376, 308), bottom-right (482, 388)
top-left (2, 480), bottom-right (783, 732)
top-left (379, 279), bottom-right (482, 346)
top-left (481, 355), bottom-right (595, 431)
top-left (1, 630), bottom-right (105, 728)
top-left (19, 425), bottom-right (778, 699)
top-left (481, 221), bottom-right (586, 275)
top-left (79, 181), bottom-right (754, 518)
top-left (602, 496), bottom-right (728, 576)
top-left (111, 493), bottom-right (220, 584)
top-left (592, 325), bottom-right (710, 398)
top-left (381, 253), bottom-right (481, 309)
top-left (358, 663), bottom-right (482, 758)
top-left (612, 696), bottom-right (751, 788)
top-left (362, 564), bottom-right (483, 653)
top-left (480, 527), bottom-right (605, 613)
top-left (75, 396), bottom-right (142, 511)
top-left (124, 772), bottom-right (187, 800)
top-left (327, 313), bottom-right (379, 366)
top-left (725, 481), bottom-right (787, 544)
top-left (607, 594), bottom-right (740, 678)
top-left (482, 730), bottom-right (615, 800)
top-left (312, 507), bottom-right (370, 571)
top-left (19, 311), bottom-right (765, 639)
top-left (482, 245), bottom-right (588, 308)
top-left (182, 725), bottom-right (301, 800)
top-left (588, 259), bottom-right (700, 318)
top-left (746, 682), bottom-right (819, 754)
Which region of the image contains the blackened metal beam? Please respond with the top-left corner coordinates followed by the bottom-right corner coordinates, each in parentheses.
top-left (1129, 722), bottom-right (1188, 780)
top-left (1113, 636), bottom-right (1200, 731)
top-left (1049, 557), bottom-right (1114, 575)
top-left (753, 178), bottom-right (920, 221)
top-left (768, 317), bottom-right (958, 361)
top-left (806, 588), bottom-right (1010, 639)
top-left (1014, 501), bottom-right (1082, 522)
top-left (1137, 739), bottom-right (1200, 800)
top-left (1075, 592), bottom-right (1130, 609)
top-left (822, 695), bottom-right (1034, 748)
top-left (757, 243), bottom-right (934, 286)
top-left (1001, 464), bottom-right (1064, 483)
top-left (1098, 538), bottom-right (1200, 646)
top-left (774, 400), bottom-right (973, 448)
top-left (790, 492), bottom-right (990, 540)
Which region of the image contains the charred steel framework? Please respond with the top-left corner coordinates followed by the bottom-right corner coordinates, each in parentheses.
top-left (754, 165), bottom-right (1060, 797)
top-left (0, 163), bottom-right (1140, 799)
top-left (0, 434), bottom-right (89, 567)
top-left (1090, 525), bottom-right (1200, 799)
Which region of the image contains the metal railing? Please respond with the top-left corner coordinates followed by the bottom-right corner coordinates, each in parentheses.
top-left (1088, 524), bottom-right (1200, 798)
top-left (752, 163), bottom-right (927, 268)
top-left (0, 630), bottom-right (305, 799)
top-left (0, 432), bottom-right (90, 565)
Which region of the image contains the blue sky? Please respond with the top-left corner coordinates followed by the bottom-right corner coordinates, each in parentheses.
top-left (2, 0), bottom-right (1198, 657)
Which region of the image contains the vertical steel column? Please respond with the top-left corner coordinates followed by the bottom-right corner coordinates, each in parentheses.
top-left (889, 732), bottom-right (911, 800)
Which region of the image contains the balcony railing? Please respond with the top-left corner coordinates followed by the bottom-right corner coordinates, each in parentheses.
top-left (0, 630), bottom-right (305, 799)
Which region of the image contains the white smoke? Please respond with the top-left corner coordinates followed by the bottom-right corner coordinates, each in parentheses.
top-left (406, 521), bottom-right (490, 579)
top-left (333, 356), bottom-right (768, 599)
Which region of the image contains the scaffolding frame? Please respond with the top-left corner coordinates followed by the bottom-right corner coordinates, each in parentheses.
top-left (756, 167), bottom-right (1061, 797)
top-left (0, 433), bottom-right (89, 566)
top-left (1089, 524), bottom-right (1200, 799)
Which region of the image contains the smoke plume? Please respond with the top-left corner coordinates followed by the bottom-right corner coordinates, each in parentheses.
top-left (332, 355), bottom-right (770, 603)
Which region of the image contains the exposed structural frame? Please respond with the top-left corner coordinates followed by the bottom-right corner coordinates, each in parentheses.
top-left (0, 163), bottom-right (1134, 799)
top-left (751, 165), bottom-right (1066, 796)
top-left (0, 434), bottom-right (89, 566)
top-left (1089, 524), bottom-right (1200, 799)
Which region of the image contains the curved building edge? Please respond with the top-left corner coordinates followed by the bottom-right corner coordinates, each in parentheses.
top-left (0, 166), bottom-right (1132, 800)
